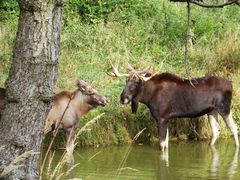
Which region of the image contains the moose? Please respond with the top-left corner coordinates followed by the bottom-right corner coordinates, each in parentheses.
top-left (108, 62), bottom-right (239, 151)
top-left (44, 80), bottom-right (108, 147)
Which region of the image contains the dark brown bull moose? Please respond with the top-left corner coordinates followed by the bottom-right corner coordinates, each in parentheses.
top-left (108, 62), bottom-right (239, 151)
top-left (44, 80), bottom-right (107, 147)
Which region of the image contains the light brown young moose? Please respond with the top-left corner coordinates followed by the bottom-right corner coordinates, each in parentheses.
top-left (44, 80), bottom-right (108, 147)
top-left (108, 62), bottom-right (239, 151)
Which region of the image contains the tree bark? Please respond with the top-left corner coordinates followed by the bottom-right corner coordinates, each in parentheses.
top-left (0, 0), bottom-right (66, 179)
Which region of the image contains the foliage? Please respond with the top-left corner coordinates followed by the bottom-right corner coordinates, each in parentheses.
top-left (1, 0), bottom-right (240, 146)
top-left (66, 0), bottom-right (161, 23)
top-left (0, 0), bottom-right (19, 22)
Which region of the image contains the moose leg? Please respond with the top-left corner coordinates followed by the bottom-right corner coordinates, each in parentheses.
top-left (222, 111), bottom-right (239, 147)
top-left (158, 119), bottom-right (168, 151)
top-left (208, 112), bottom-right (220, 146)
top-left (166, 128), bottom-right (169, 149)
top-left (65, 127), bottom-right (75, 168)
top-left (65, 127), bottom-right (74, 148)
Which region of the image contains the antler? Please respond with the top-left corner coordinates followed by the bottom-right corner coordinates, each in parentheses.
top-left (140, 66), bottom-right (161, 81)
top-left (107, 60), bottom-right (129, 77)
top-left (107, 60), bottom-right (160, 82)
top-left (126, 62), bottom-right (153, 81)
top-left (126, 61), bottom-right (151, 76)
top-left (77, 80), bottom-right (92, 92)
top-left (126, 61), bottom-right (135, 72)
top-left (138, 65), bottom-right (152, 76)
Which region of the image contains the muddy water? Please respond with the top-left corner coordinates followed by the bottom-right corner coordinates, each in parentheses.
top-left (48, 139), bottom-right (240, 180)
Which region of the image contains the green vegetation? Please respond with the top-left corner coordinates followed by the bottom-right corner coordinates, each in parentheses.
top-left (0, 0), bottom-right (240, 147)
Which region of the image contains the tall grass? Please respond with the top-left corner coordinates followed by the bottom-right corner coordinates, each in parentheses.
top-left (1, 0), bottom-right (240, 146)
top-left (41, 113), bottom-right (105, 179)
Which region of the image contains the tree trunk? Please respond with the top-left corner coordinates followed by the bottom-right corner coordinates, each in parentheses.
top-left (0, 0), bottom-right (65, 179)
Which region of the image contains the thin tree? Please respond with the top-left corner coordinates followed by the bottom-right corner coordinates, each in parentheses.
top-left (0, 0), bottom-right (67, 179)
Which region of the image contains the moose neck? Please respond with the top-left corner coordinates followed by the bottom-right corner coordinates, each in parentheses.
top-left (73, 90), bottom-right (90, 116)
top-left (138, 80), bottom-right (154, 106)
top-left (130, 79), bottom-right (149, 104)
top-left (73, 90), bottom-right (85, 105)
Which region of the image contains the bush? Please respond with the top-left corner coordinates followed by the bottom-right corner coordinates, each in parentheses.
top-left (66, 0), bottom-right (161, 23)
top-left (0, 0), bottom-right (19, 22)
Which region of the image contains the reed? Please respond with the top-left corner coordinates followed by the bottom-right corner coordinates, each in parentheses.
top-left (114, 128), bottom-right (146, 180)
top-left (40, 113), bottom-right (105, 179)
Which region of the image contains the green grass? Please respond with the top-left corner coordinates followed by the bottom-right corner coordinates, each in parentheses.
top-left (1, 0), bottom-right (240, 146)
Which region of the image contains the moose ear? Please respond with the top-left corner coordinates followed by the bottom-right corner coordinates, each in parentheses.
top-left (131, 98), bottom-right (139, 114)
top-left (77, 80), bottom-right (87, 92)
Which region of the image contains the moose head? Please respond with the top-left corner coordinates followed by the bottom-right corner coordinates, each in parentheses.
top-left (107, 61), bottom-right (154, 113)
top-left (77, 80), bottom-right (108, 109)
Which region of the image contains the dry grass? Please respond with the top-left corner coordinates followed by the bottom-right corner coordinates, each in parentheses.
top-left (114, 128), bottom-right (146, 180)
top-left (191, 27), bottom-right (240, 77)
top-left (43, 150), bottom-right (80, 180)
top-left (214, 29), bottom-right (240, 75)
top-left (40, 113), bottom-right (105, 180)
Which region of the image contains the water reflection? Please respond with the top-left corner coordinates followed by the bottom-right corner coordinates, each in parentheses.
top-left (160, 148), bottom-right (169, 167)
top-left (210, 146), bottom-right (219, 176)
top-left (227, 147), bottom-right (239, 179)
top-left (155, 148), bottom-right (170, 180)
top-left (210, 145), bottom-right (239, 180)
top-left (48, 140), bottom-right (240, 180)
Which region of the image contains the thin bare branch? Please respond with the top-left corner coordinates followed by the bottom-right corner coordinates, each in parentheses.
top-left (170, 0), bottom-right (239, 8)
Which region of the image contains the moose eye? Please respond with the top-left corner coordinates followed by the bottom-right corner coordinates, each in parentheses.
top-left (130, 86), bottom-right (137, 91)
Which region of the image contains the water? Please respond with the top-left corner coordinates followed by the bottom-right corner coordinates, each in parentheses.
top-left (47, 139), bottom-right (240, 180)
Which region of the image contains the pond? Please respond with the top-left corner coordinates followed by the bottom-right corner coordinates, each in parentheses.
top-left (45, 139), bottom-right (239, 180)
